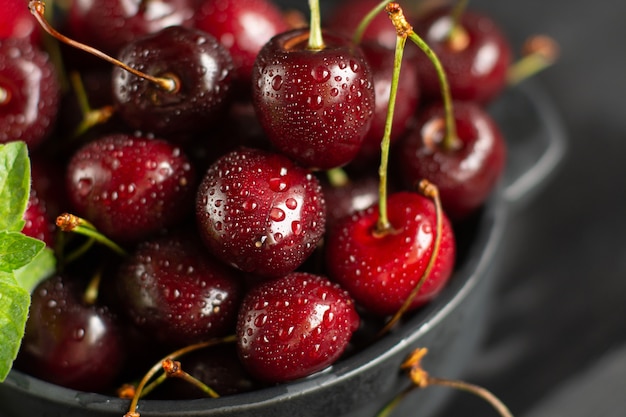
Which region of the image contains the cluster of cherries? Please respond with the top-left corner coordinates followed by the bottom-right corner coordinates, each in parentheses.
top-left (2, 0), bottom-right (518, 407)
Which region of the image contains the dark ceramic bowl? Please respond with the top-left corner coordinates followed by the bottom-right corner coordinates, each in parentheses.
top-left (0, 81), bottom-right (565, 417)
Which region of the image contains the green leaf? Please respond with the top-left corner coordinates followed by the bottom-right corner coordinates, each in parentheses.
top-left (0, 231), bottom-right (45, 273)
top-left (0, 142), bottom-right (31, 232)
top-left (0, 270), bottom-right (30, 382)
top-left (14, 247), bottom-right (56, 293)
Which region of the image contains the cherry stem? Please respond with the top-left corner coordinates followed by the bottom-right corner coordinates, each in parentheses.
top-left (124, 335), bottom-right (237, 417)
top-left (507, 35), bottom-right (559, 85)
top-left (28, 0), bottom-right (178, 93)
top-left (444, 0), bottom-right (469, 43)
top-left (307, 0), bottom-right (325, 50)
top-left (385, 3), bottom-right (459, 151)
top-left (56, 213), bottom-right (127, 257)
top-left (327, 167), bottom-right (350, 188)
top-left (378, 180), bottom-right (443, 336)
top-left (68, 71), bottom-right (115, 137)
top-left (376, 348), bottom-right (514, 417)
top-left (82, 268), bottom-right (102, 305)
top-left (375, 9), bottom-right (408, 234)
top-left (162, 358), bottom-right (220, 398)
top-left (352, 0), bottom-right (390, 44)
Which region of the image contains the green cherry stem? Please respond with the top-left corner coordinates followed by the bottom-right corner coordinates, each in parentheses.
top-left (0, 86), bottom-right (9, 105)
top-left (162, 358), bottom-right (220, 398)
top-left (307, 0), bottom-right (325, 50)
top-left (352, 0), bottom-right (390, 44)
top-left (68, 71), bottom-right (115, 137)
top-left (507, 35), bottom-right (559, 85)
top-left (374, 9), bottom-right (407, 234)
top-left (124, 335), bottom-right (237, 417)
top-left (327, 167), bottom-right (350, 188)
top-left (387, 3), bottom-right (460, 151)
top-left (56, 213), bottom-right (127, 257)
top-left (445, 0), bottom-right (469, 43)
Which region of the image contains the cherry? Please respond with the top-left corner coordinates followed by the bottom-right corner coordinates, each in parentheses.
top-left (236, 272), bottom-right (359, 383)
top-left (115, 234), bottom-right (243, 347)
top-left (22, 190), bottom-right (54, 247)
top-left (398, 100), bottom-right (507, 221)
top-left (0, 0), bottom-right (41, 44)
top-left (252, 26), bottom-right (375, 169)
top-left (321, 173), bottom-right (380, 232)
top-left (413, 6), bottom-right (512, 104)
top-left (325, 191), bottom-right (456, 317)
top-left (16, 274), bottom-right (126, 393)
top-left (65, 133), bottom-right (196, 243)
top-left (111, 25), bottom-right (234, 138)
top-left (194, 0), bottom-right (289, 88)
top-left (66, 0), bottom-right (195, 56)
top-left (195, 147), bottom-right (326, 278)
top-left (0, 38), bottom-right (60, 149)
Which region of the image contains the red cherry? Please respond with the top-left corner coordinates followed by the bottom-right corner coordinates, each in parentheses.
top-left (413, 6), bottom-right (512, 104)
top-left (0, 0), bottom-right (41, 44)
top-left (194, 0), bottom-right (289, 87)
top-left (252, 28), bottom-right (375, 169)
top-left (236, 272), bottom-right (360, 383)
top-left (22, 190), bottom-right (54, 247)
top-left (66, 133), bottom-right (196, 243)
top-left (398, 100), bottom-right (506, 221)
top-left (0, 38), bottom-right (60, 149)
top-left (325, 191), bottom-right (456, 316)
top-left (195, 147), bottom-right (326, 278)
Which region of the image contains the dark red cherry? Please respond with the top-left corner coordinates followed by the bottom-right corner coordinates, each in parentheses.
top-left (66, 133), bottom-right (196, 243)
top-left (0, 38), bottom-right (59, 149)
top-left (22, 190), bottom-right (54, 247)
top-left (66, 0), bottom-right (194, 56)
top-left (355, 41), bottom-right (420, 164)
top-left (236, 272), bottom-right (360, 383)
top-left (16, 274), bottom-right (126, 392)
top-left (321, 173), bottom-right (380, 232)
top-left (413, 6), bottom-right (512, 104)
top-left (196, 147), bottom-right (326, 278)
top-left (112, 25), bottom-right (234, 138)
top-left (115, 234), bottom-right (243, 347)
top-left (252, 28), bottom-right (375, 169)
top-left (0, 0), bottom-right (41, 44)
top-left (398, 101), bottom-right (506, 221)
top-left (325, 191), bottom-right (456, 316)
top-left (194, 0), bottom-right (289, 87)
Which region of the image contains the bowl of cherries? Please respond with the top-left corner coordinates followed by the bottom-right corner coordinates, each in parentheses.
top-left (0, 0), bottom-right (565, 416)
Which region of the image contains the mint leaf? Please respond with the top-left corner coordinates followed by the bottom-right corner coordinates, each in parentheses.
top-left (14, 247), bottom-right (56, 293)
top-left (0, 142), bottom-right (30, 232)
top-left (0, 270), bottom-right (30, 382)
top-left (0, 231), bottom-right (45, 273)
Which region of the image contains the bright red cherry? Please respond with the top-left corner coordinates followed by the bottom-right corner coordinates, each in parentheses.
top-left (196, 147), bottom-right (326, 278)
top-left (0, 0), bottom-right (41, 44)
top-left (413, 6), bottom-right (512, 104)
top-left (236, 272), bottom-right (360, 383)
top-left (66, 133), bottom-right (196, 243)
top-left (325, 191), bottom-right (456, 316)
top-left (22, 190), bottom-right (54, 247)
top-left (0, 38), bottom-right (60, 149)
top-left (252, 28), bottom-right (375, 169)
top-left (194, 0), bottom-right (289, 87)
top-left (398, 100), bottom-right (506, 221)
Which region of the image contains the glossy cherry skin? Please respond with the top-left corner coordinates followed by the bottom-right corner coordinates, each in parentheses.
top-left (413, 7), bottom-right (512, 104)
top-left (115, 234), bottom-right (243, 347)
top-left (196, 147), bottom-right (326, 277)
top-left (0, 0), bottom-right (41, 44)
top-left (321, 173), bottom-right (379, 232)
top-left (22, 191), bottom-right (54, 247)
top-left (398, 101), bottom-right (506, 221)
top-left (0, 38), bottom-right (60, 149)
top-left (252, 29), bottom-right (375, 169)
top-left (325, 191), bottom-right (456, 316)
top-left (112, 26), bottom-right (234, 138)
top-left (66, 0), bottom-right (194, 56)
top-left (16, 274), bottom-right (126, 392)
top-left (66, 133), bottom-right (196, 243)
top-left (194, 0), bottom-right (289, 86)
top-left (236, 272), bottom-right (360, 383)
